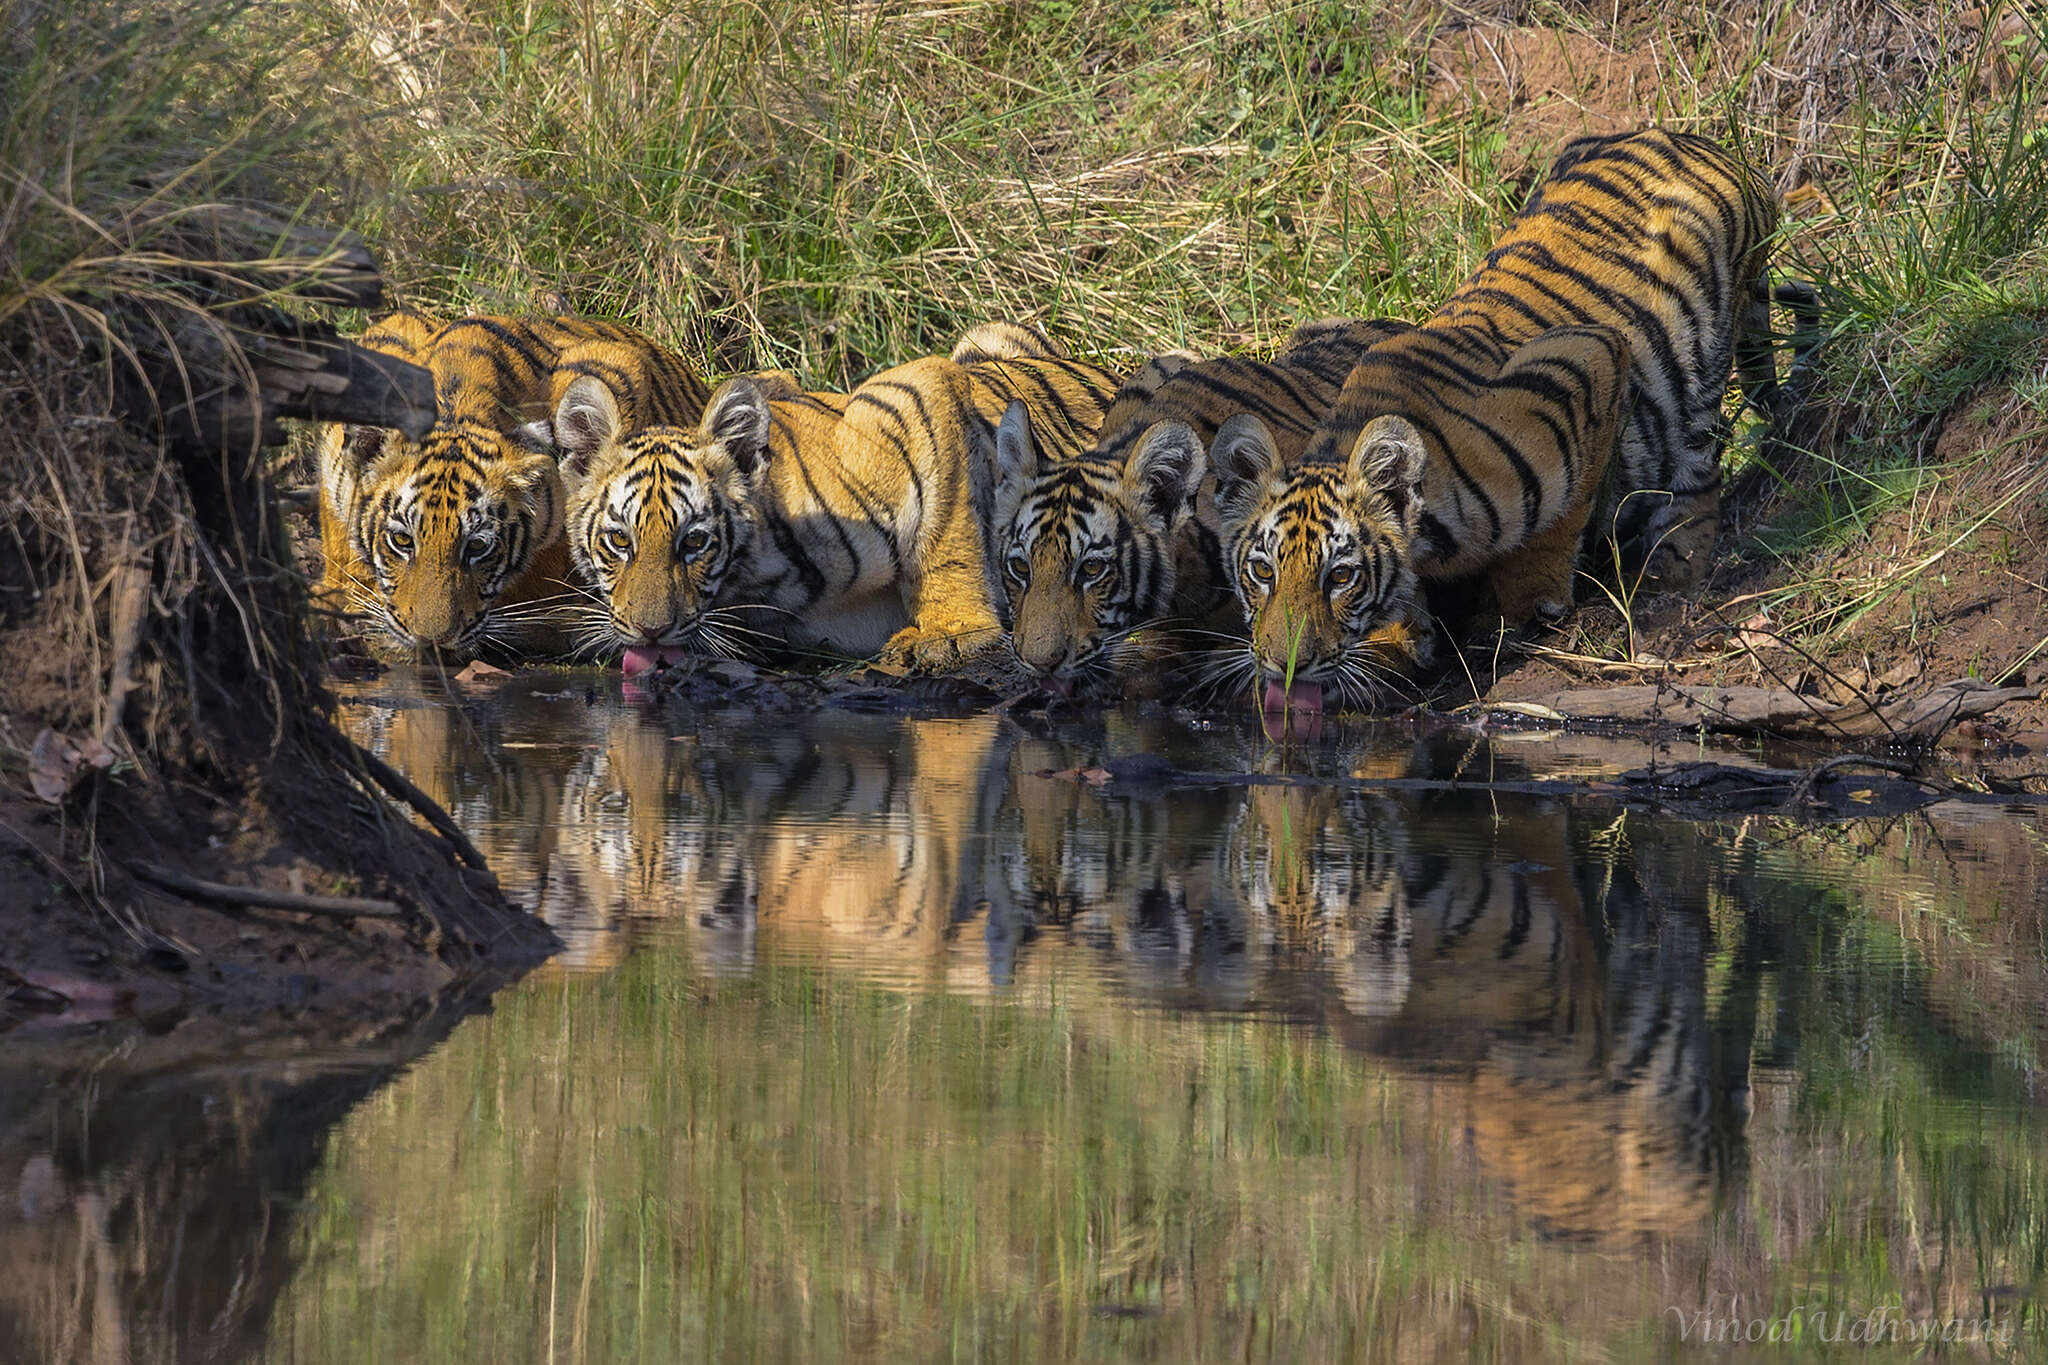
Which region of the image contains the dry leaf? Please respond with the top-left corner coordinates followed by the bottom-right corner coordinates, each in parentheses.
top-left (29, 728), bottom-right (113, 804)
top-left (1731, 612), bottom-right (1780, 652)
top-left (454, 660), bottom-right (511, 683)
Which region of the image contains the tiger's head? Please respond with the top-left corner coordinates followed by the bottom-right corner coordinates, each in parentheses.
top-left (558, 375), bottom-right (773, 657)
top-left (329, 418), bottom-right (565, 661)
top-left (1211, 411), bottom-right (1426, 714)
top-left (990, 399), bottom-right (1204, 693)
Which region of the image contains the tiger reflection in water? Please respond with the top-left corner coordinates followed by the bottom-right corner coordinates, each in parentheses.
top-left (992, 744), bottom-right (1749, 1247)
top-left (345, 687), bottom-right (1744, 1243)
top-left (342, 681), bottom-right (1011, 982)
top-left (340, 684), bottom-right (753, 974)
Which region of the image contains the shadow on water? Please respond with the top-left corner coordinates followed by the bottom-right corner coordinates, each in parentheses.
top-left (9, 670), bottom-right (2047, 1360)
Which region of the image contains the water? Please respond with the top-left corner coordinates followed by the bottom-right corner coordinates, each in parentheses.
top-left (7, 671), bottom-right (2046, 1362)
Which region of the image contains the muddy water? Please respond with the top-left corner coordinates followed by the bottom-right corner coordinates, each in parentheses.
top-left (8, 672), bottom-right (2048, 1362)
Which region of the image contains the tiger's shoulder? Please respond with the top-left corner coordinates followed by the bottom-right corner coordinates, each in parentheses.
top-left (947, 321), bottom-right (1122, 464)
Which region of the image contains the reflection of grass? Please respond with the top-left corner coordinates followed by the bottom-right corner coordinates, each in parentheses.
top-left (272, 955), bottom-right (1615, 1362)
top-left (270, 887), bottom-right (2048, 1361)
top-left (1702, 829), bottom-right (2048, 1339)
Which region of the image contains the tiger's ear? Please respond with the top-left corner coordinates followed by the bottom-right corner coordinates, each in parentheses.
top-left (994, 400), bottom-right (1038, 487)
top-left (1348, 415), bottom-right (1426, 521)
top-left (329, 424), bottom-right (393, 469)
top-left (700, 378), bottom-right (772, 480)
top-left (542, 375), bottom-right (624, 474)
top-left (1209, 413), bottom-right (1281, 524)
top-left (1121, 421), bottom-right (1204, 529)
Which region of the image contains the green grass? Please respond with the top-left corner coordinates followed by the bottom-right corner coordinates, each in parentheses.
top-left (305, 0), bottom-right (1491, 378)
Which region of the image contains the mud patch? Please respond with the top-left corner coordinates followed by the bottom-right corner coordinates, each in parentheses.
top-left (1424, 25), bottom-right (1667, 170)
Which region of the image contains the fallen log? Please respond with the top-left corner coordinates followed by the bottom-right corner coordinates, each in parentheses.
top-left (1496, 677), bottom-right (2038, 740)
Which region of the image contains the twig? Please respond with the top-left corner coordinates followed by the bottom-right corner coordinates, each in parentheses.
top-left (128, 861), bottom-right (403, 918)
top-left (1787, 753), bottom-right (1924, 807)
top-left (98, 540), bottom-right (151, 750)
top-left (314, 722), bottom-right (487, 869)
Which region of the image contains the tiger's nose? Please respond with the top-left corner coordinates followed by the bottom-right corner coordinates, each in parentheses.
top-left (616, 615), bottom-right (671, 646)
top-left (1018, 637), bottom-right (1073, 677)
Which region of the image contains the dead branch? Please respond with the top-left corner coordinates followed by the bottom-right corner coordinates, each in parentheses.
top-left (98, 541), bottom-right (152, 750)
top-left (128, 861), bottom-right (403, 919)
top-left (313, 723), bottom-right (488, 871)
top-left (1494, 678), bottom-right (2038, 740)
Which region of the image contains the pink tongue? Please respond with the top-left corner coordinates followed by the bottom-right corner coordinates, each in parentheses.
top-left (622, 646), bottom-right (689, 677)
top-left (1261, 680), bottom-right (1324, 716)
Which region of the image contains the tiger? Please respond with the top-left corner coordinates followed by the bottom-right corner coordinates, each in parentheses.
top-left (559, 322), bottom-right (1119, 672)
top-left (988, 318), bottom-right (1415, 695)
top-left (1214, 127), bottom-right (1794, 719)
top-left (314, 310), bottom-right (710, 662)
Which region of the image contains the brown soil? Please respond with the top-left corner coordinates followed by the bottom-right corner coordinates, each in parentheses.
top-left (1425, 24), bottom-right (1668, 173)
top-left (0, 742), bottom-right (548, 1036)
top-left (1472, 392), bottom-right (2048, 772)
top-left (1, 302), bottom-right (553, 1042)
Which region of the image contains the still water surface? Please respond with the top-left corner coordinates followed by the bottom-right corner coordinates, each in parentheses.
top-left (9, 671), bottom-right (2048, 1361)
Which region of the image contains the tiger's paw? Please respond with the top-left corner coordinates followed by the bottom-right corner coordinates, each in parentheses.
top-left (1637, 508), bottom-right (1718, 594)
top-left (1640, 540), bottom-right (1708, 594)
top-left (877, 620), bottom-right (1004, 674)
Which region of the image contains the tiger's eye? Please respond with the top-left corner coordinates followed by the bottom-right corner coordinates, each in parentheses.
top-left (1327, 564), bottom-right (1357, 589)
top-left (1250, 560), bottom-right (1274, 583)
top-left (680, 527), bottom-right (712, 557)
top-left (1006, 552), bottom-right (1030, 584)
top-left (602, 529), bottom-right (631, 558)
top-left (386, 529), bottom-right (414, 558)
top-left (1078, 555), bottom-right (1109, 583)
top-left (462, 533), bottom-right (497, 566)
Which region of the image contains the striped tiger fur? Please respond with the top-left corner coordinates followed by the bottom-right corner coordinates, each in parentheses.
top-left (315, 310), bottom-right (709, 661)
top-left (1217, 127), bottom-right (1786, 707)
top-left (559, 322), bottom-right (1119, 669)
top-left (988, 317), bottom-right (1413, 693)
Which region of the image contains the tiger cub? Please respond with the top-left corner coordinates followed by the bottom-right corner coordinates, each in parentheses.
top-left (988, 318), bottom-right (1413, 694)
top-left (315, 310), bottom-right (709, 661)
top-left (1216, 127), bottom-right (1785, 714)
top-left (560, 324), bottom-right (1119, 672)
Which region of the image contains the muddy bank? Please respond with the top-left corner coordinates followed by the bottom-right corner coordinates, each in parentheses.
top-left (1, 224), bottom-right (553, 1040)
top-left (1464, 381), bottom-right (2048, 759)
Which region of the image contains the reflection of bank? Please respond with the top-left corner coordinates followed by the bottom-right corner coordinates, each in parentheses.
top-left (0, 989), bottom-right (499, 1364)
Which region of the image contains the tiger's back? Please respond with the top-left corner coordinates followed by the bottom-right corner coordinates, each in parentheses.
top-left (1429, 127), bottom-right (1781, 582)
top-left (950, 321), bottom-right (1120, 464)
top-left (316, 311), bottom-right (709, 661)
top-left (562, 323), bottom-right (1118, 671)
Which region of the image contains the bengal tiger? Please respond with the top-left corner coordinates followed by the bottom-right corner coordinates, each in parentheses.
top-left (314, 310), bottom-right (710, 662)
top-left (1215, 127), bottom-right (1791, 718)
top-left (988, 318), bottom-right (1416, 695)
top-left (560, 322), bottom-right (1119, 672)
